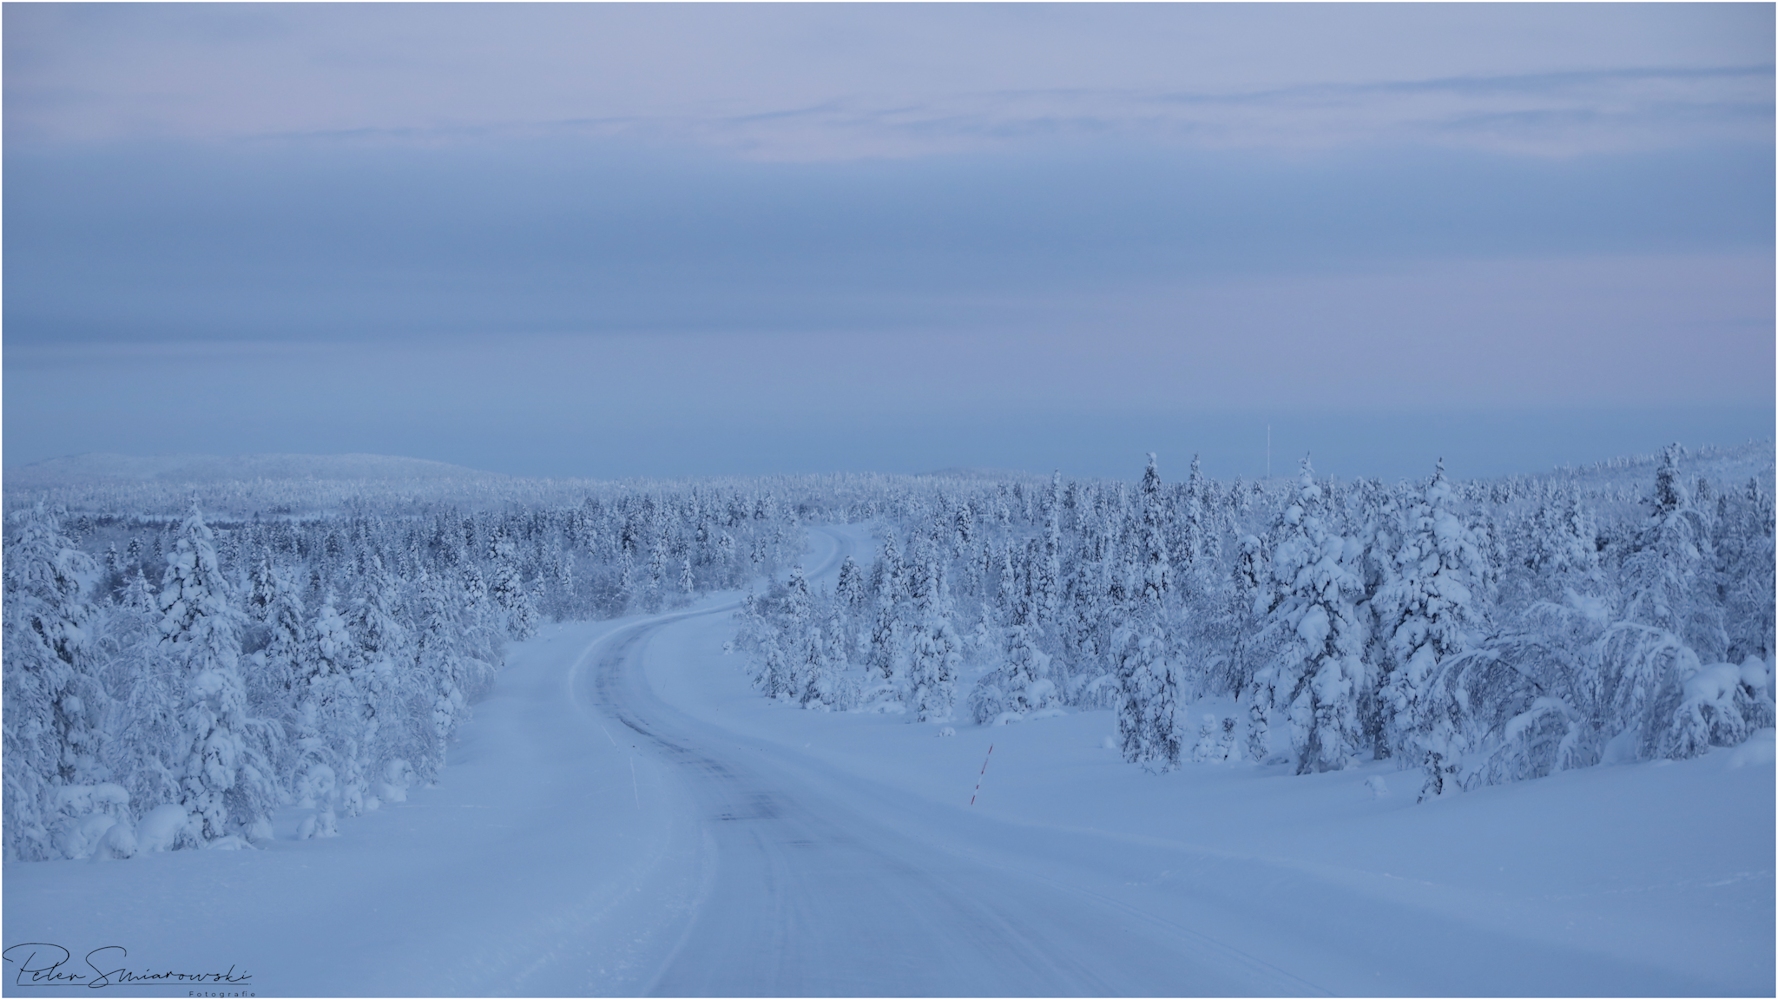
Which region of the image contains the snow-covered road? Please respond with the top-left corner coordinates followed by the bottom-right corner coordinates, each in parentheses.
top-left (577, 529), bottom-right (1315, 997)
top-left (6, 526), bottom-right (1770, 997)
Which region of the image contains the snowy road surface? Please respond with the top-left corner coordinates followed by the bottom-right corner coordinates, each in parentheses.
top-left (5, 526), bottom-right (1772, 996)
top-left (580, 533), bottom-right (1318, 997)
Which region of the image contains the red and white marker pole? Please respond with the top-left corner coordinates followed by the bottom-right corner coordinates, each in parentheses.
top-left (969, 744), bottom-right (995, 806)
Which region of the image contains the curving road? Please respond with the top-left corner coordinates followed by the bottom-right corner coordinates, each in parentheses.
top-left (566, 528), bottom-right (1321, 997)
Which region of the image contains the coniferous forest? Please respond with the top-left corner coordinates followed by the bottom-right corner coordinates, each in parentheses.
top-left (5, 442), bottom-right (1772, 862)
top-left (4, 476), bottom-right (804, 860)
top-left (736, 444), bottom-right (1775, 794)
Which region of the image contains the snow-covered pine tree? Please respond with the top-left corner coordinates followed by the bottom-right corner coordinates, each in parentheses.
top-left (1519, 489), bottom-right (1604, 600)
top-left (646, 531), bottom-right (669, 613)
top-left (867, 533), bottom-right (905, 690)
top-left (247, 558), bottom-right (306, 792)
top-left (97, 569), bottom-right (185, 827)
top-left (296, 591), bottom-right (361, 830)
top-left (1621, 445), bottom-right (1726, 661)
top-left (3, 506), bottom-right (106, 859)
top-left (822, 604), bottom-right (853, 708)
top-left (350, 556), bottom-right (414, 799)
top-left (780, 566), bottom-right (815, 696)
top-left (1377, 461), bottom-right (1492, 762)
top-left (1059, 507), bottom-right (1113, 706)
top-left (797, 623), bottom-right (831, 709)
top-left (411, 566), bottom-right (469, 779)
top-left (1036, 471), bottom-right (1063, 630)
top-left (1253, 459), bottom-right (1370, 774)
top-left (1714, 478), bottom-right (1774, 665)
top-left (835, 555), bottom-right (866, 614)
top-left (968, 573), bottom-right (1059, 724)
top-left (1178, 455), bottom-right (1210, 594)
top-left (905, 555), bottom-right (960, 723)
top-left (158, 506), bottom-right (278, 845)
top-left (487, 525), bottom-right (537, 640)
top-left (1115, 455), bottom-right (1182, 772)
top-left (1217, 531), bottom-right (1268, 702)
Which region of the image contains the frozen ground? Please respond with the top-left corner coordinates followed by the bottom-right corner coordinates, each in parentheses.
top-left (4, 525), bottom-right (1772, 996)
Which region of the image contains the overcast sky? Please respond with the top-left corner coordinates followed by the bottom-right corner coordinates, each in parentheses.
top-left (5, 3), bottom-right (1772, 480)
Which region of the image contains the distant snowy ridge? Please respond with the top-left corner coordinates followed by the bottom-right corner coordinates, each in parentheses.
top-left (920, 466), bottom-right (1047, 483)
top-left (7, 452), bottom-right (504, 488)
top-left (1534, 439), bottom-right (1774, 490)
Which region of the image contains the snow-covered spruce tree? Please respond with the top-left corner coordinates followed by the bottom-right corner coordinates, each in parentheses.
top-left (3, 505), bottom-right (107, 860)
top-left (744, 619), bottom-right (791, 706)
top-left (1253, 459), bottom-right (1370, 774)
top-left (953, 500), bottom-right (975, 553)
top-left (245, 557), bottom-right (306, 795)
top-left (1176, 455), bottom-right (1214, 597)
top-left (968, 583), bottom-right (1059, 724)
top-left (349, 556), bottom-right (417, 801)
top-left (735, 566), bottom-right (815, 703)
top-left (411, 567), bottom-right (469, 780)
top-left (866, 532), bottom-right (905, 693)
top-left (821, 604), bottom-right (854, 708)
top-left (1620, 445), bottom-right (1726, 662)
top-left (1114, 455), bottom-right (1182, 771)
top-left (1376, 461), bottom-right (1492, 763)
top-left (295, 591), bottom-right (361, 831)
top-left (95, 569), bottom-right (186, 837)
top-left (1059, 503), bottom-right (1115, 707)
top-left (158, 506), bottom-right (279, 845)
top-left (835, 555), bottom-right (866, 615)
top-left (776, 566), bottom-right (815, 700)
top-left (1035, 472), bottom-right (1063, 631)
top-left (1515, 489), bottom-right (1605, 604)
top-left (487, 525), bottom-right (537, 640)
top-left (904, 553), bottom-right (960, 723)
top-left (646, 531), bottom-right (669, 614)
top-left (797, 622), bottom-right (833, 709)
top-left (1215, 531), bottom-right (1268, 701)
top-left (1714, 478), bottom-right (1775, 665)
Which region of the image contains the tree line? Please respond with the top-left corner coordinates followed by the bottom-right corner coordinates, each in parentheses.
top-left (3, 486), bottom-right (802, 860)
top-left (735, 446), bottom-right (1774, 798)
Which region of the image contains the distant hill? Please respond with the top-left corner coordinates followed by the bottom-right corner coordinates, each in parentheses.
top-left (1537, 440), bottom-right (1774, 490)
top-left (921, 466), bottom-right (1047, 482)
top-left (5, 453), bottom-right (505, 489)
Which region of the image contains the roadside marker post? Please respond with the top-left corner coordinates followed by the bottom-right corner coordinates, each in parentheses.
top-left (970, 744), bottom-right (995, 806)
